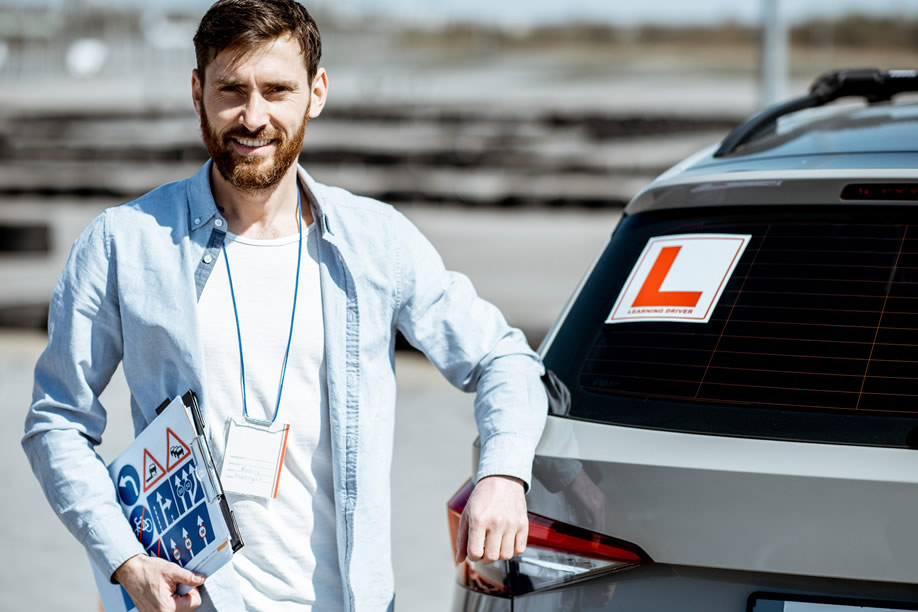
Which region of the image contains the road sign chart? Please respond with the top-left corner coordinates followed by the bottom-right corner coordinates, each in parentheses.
top-left (90, 394), bottom-right (235, 612)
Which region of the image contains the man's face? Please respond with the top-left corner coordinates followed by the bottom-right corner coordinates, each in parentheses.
top-left (192, 35), bottom-right (325, 192)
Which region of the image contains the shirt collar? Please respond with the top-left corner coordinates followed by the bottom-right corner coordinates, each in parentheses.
top-left (186, 160), bottom-right (220, 231)
top-left (297, 165), bottom-right (335, 239)
top-left (186, 160), bottom-right (336, 238)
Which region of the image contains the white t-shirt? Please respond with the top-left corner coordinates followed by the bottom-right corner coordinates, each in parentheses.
top-left (197, 223), bottom-right (344, 610)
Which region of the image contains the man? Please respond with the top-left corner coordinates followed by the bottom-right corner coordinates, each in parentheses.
top-left (22, 1), bottom-right (547, 610)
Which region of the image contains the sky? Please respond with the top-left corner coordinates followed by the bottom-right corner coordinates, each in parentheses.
top-left (7, 0), bottom-right (918, 27)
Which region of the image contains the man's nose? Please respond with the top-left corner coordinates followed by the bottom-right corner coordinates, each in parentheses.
top-left (240, 92), bottom-right (269, 132)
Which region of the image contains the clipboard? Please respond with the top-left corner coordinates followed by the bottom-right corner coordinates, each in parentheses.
top-left (89, 390), bottom-right (243, 612)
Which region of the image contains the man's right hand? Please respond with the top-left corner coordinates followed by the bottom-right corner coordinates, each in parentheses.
top-left (113, 554), bottom-right (205, 612)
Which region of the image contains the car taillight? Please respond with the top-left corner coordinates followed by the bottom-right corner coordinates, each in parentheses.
top-left (447, 480), bottom-right (652, 597)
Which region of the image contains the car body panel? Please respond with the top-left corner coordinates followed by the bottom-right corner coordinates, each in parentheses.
top-left (529, 416), bottom-right (918, 584)
top-left (511, 564), bottom-right (918, 612)
top-left (452, 588), bottom-right (512, 612)
top-left (627, 169), bottom-right (918, 215)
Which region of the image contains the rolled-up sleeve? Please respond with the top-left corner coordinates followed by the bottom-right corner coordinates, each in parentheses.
top-left (392, 211), bottom-right (548, 489)
top-left (22, 210), bottom-right (144, 579)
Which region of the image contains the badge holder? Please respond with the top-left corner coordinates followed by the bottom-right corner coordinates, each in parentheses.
top-left (220, 414), bottom-right (290, 501)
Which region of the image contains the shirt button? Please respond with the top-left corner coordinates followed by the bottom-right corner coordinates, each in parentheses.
top-left (194, 217), bottom-right (201, 225)
top-left (203, 254), bottom-right (213, 264)
top-left (215, 219), bottom-right (224, 228)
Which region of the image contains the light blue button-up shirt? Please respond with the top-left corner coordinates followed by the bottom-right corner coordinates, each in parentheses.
top-left (22, 161), bottom-right (548, 611)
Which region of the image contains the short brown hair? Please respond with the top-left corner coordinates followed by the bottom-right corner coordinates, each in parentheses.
top-left (193, 0), bottom-right (322, 82)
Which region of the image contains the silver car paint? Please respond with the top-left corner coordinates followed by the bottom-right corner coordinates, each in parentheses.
top-left (511, 564), bottom-right (918, 612)
top-left (529, 415), bottom-right (918, 584)
top-left (452, 589), bottom-right (512, 612)
top-left (626, 168), bottom-right (918, 215)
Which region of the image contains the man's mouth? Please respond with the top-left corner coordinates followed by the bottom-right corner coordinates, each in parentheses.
top-left (232, 137), bottom-right (274, 148)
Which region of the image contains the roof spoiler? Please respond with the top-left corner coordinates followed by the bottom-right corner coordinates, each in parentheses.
top-left (713, 68), bottom-right (918, 158)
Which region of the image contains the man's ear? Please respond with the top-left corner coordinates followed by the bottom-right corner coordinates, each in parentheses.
top-left (191, 68), bottom-right (203, 117)
top-left (308, 67), bottom-right (328, 119)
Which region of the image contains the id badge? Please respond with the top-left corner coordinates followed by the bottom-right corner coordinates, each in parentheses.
top-left (220, 417), bottom-right (290, 500)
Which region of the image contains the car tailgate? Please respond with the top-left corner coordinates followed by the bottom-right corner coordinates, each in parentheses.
top-left (527, 415), bottom-right (918, 584)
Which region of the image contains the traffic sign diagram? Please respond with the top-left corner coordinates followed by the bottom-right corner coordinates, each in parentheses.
top-left (94, 394), bottom-right (237, 612)
top-left (166, 428), bottom-right (191, 472)
top-left (170, 459), bottom-right (204, 515)
top-left (142, 448), bottom-right (165, 492)
top-left (129, 504), bottom-right (155, 548)
top-left (150, 478), bottom-right (180, 533)
top-left (116, 464), bottom-right (141, 507)
top-left (148, 457), bottom-right (205, 538)
top-left (146, 538), bottom-right (170, 562)
top-left (163, 502), bottom-right (213, 567)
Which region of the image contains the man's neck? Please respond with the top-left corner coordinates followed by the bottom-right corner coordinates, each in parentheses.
top-left (210, 164), bottom-right (314, 239)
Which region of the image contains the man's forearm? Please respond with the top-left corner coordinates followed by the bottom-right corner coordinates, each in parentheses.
top-left (473, 352), bottom-right (548, 490)
top-left (23, 426), bottom-right (144, 578)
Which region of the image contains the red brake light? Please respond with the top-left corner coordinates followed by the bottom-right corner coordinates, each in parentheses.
top-left (447, 480), bottom-right (652, 597)
top-left (526, 513), bottom-right (646, 564)
top-left (841, 183), bottom-right (918, 200)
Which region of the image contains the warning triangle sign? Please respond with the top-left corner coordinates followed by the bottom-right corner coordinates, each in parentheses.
top-left (166, 428), bottom-right (191, 472)
top-left (143, 449), bottom-right (166, 492)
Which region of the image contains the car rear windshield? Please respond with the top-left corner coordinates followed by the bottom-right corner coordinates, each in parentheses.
top-left (542, 205), bottom-right (918, 447)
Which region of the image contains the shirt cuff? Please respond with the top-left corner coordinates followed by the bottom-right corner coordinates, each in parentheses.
top-left (475, 432), bottom-right (537, 493)
top-left (86, 513), bottom-right (147, 583)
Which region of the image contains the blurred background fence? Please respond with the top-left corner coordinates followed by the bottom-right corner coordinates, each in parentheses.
top-left (2, 1), bottom-right (918, 341)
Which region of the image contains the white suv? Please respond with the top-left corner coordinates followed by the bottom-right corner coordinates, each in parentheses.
top-left (449, 69), bottom-right (918, 612)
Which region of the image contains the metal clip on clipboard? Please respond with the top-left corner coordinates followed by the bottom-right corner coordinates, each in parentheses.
top-left (191, 434), bottom-right (220, 502)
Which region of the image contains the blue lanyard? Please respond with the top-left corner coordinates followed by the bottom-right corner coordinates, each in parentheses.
top-left (222, 187), bottom-right (303, 426)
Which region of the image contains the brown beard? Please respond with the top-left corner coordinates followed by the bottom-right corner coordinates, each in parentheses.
top-left (199, 105), bottom-right (309, 192)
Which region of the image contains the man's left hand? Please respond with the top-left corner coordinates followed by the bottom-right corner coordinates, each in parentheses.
top-left (456, 475), bottom-right (528, 564)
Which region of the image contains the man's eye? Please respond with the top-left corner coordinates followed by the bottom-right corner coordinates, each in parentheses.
top-left (219, 86), bottom-right (239, 93)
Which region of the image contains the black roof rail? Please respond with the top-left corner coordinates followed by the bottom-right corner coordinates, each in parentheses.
top-left (713, 68), bottom-right (918, 158)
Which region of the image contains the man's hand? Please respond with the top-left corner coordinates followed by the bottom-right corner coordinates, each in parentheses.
top-left (113, 554), bottom-right (205, 612)
top-left (456, 475), bottom-right (528, 564)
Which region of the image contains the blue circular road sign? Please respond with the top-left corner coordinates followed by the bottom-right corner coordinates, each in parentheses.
top-left (129, 505), bottom-right (155, 548)
top-left (116, 465), bottom-right (141, 506)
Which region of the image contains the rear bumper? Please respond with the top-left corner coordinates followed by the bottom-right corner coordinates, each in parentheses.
top-left (452, 563), bottom-right (918, 612)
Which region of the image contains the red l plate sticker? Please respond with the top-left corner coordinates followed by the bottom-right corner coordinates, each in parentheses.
top-left (606, 233), bottom-right (751, 324)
